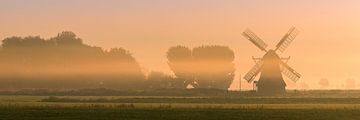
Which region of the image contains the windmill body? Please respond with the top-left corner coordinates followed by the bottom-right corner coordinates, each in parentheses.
top-left (257, 50), bottom-right (286, 94)
top-left (242, 27), bottom-right (301, 95)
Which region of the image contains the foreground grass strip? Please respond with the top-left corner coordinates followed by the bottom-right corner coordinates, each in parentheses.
top-left (40, 96), bottom-right (360, 104)
top-left (0, 105), bottom-right (360, 120)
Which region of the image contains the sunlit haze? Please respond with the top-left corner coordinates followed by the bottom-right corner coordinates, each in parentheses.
top-left (1, 0), bottom-right (360, 89)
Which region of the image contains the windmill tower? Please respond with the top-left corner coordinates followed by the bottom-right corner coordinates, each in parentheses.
top-left (242, 27), bottom-right (301, 95)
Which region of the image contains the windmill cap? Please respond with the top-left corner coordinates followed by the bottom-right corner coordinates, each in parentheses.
top-left (263, 49), bottom-right (280, 60)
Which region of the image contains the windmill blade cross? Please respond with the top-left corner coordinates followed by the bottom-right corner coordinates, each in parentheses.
top-left (242, 29), bottom-right (268, 52)
top-left (275, 27), bottom-right (299, 53)
top-left (243, 60), bottom-right (264, 83)
top-left (280, 61), bottom-right (301, 82)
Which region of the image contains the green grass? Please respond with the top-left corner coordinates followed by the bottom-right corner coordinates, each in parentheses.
top-left (2, 95), bottom-right (360, 119)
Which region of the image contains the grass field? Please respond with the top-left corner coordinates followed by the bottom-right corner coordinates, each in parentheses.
top-left (1, 94), bottom-right (360, 120)
top-left (1, 105), bottom-right (360, 120)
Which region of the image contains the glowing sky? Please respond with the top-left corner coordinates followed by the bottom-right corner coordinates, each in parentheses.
top-left (1, 0), bottom-right (360, 89)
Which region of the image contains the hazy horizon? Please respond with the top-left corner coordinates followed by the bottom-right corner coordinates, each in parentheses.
top-left (1, 0), bottom-right (360, 89)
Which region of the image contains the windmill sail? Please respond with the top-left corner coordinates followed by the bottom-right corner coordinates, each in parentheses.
top-left (280, 61), bottom-right (301, 82)
top-left (244, 60), bottom-right (264, 82)
top-left (242, 29), bottom-right (268, 52)
top-left (275, 27), bottom-right (299, 53)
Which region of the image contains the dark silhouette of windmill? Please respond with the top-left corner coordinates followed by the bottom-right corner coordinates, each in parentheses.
top-left (242, 27), bottom-right (301, 95)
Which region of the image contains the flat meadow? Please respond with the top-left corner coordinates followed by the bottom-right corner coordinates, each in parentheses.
top-left (1, 90), bottom-right (360, 120)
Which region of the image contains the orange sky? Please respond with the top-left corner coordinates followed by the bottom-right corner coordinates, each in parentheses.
top-left (1, 0), bottom-right (360, 89)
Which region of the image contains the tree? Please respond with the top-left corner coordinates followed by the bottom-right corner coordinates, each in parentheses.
top-left (145, 71), bottom-right (172, 89)
top-left (166, 46), bottom-right (193, 88)
top-left (2, 36), bottom-right (48, 48)
top-left (166, 45), bottom-right (235, 90)
top-left (52, 31), bottom-right (82, 45)
top-left (318, 78), bottom-right (330, 89)
top-left (344, 78), bottom-right (356, 89)
top-left (192, 45), bottom-right (235, 89)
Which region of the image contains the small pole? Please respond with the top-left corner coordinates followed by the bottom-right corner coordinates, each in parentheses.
top-left (253, 82), bottom-right (255, 91)
top-left (253, 81), bottom-right (258, 92)
top-left (253, 81), bottom-right (257, 91)
top-left (239, 74), bottom-right (241, 92)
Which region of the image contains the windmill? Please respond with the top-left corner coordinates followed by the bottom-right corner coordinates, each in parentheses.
top-left (242, 27), bottom-right (301, 95)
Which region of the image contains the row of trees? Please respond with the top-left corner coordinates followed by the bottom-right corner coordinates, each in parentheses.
top-left (0, 32), bottom-right (144, 90)
top-left (0, 32), bottom-right (235, 90)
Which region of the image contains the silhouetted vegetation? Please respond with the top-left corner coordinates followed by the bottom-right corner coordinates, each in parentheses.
top-left (319, 78), bottom-right (330, 89)
top-left (0, 88), bottom-right (235, 96)
top-left (167, 46), bottom-right (194, 88)
top-left (0, 32), bottom-right (238, 91)
top-left (167, 45), bottom-right (235, 90)
top-left (0, 32), bottom-right (145, 90)
top-left (145, 71), bottom-right (184, 89)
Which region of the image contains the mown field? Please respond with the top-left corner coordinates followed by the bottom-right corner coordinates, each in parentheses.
top-left (1, 90), bottom-right (360, 120)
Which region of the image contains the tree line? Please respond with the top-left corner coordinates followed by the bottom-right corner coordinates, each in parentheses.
top-left (0, 32), bottom-right (235, 90)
